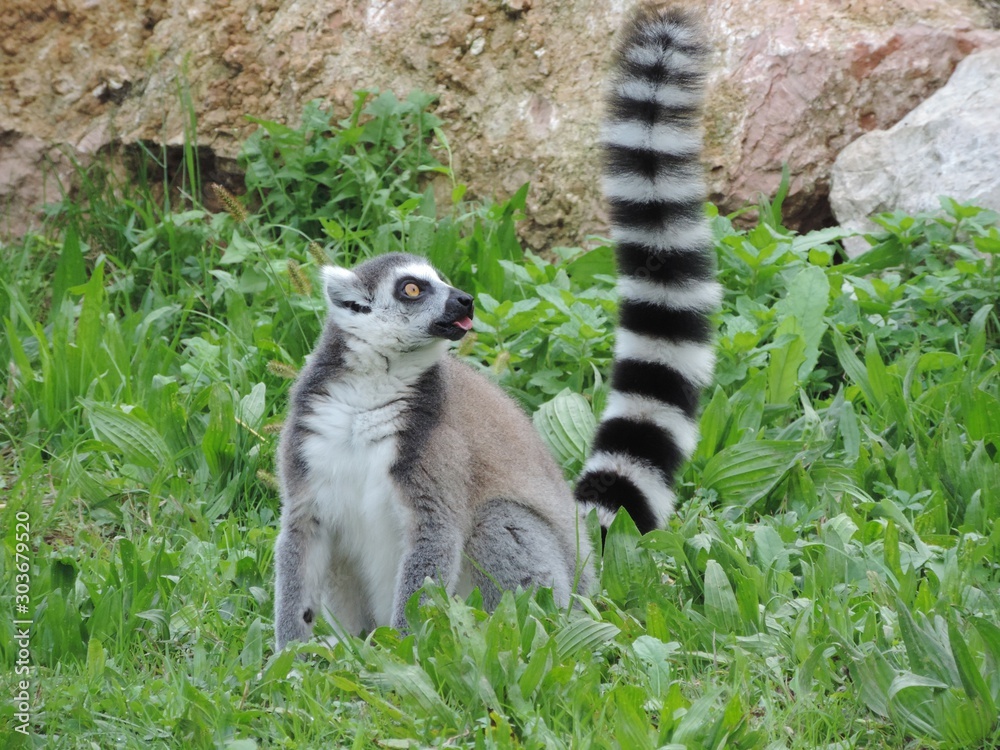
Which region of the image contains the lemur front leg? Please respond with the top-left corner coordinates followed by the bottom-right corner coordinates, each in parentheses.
top-left (276, 514), bottom-right (375, 647)
top-left (390, 494), bottom-right (464, 633)
top-left (275, 523), bottom-right (321, 649)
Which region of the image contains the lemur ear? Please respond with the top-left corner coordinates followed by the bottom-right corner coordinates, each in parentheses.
top-left (321, 266), bottom-right (371, 315)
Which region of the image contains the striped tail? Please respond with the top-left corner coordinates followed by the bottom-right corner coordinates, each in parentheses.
top-left (574, 5), bottom-right (720, 534)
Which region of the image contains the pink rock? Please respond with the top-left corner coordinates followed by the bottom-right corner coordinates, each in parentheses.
top-left (831, 45), bottom-right (1000, 251)
top-left (0, 0), bottom-right (997, 245)
top-left (703, 1), bottom-right (998, 230)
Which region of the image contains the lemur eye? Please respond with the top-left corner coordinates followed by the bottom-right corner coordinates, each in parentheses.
top-left (402, 282), bottom-right (421, 298)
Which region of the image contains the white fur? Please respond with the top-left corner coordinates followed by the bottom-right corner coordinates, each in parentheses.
top-left (610, 220), bottom-right (712, 252)
top-left (600, 391), bottom-right (700, 457)
top-left (643, 19), bottom-right (698, 49)
top-left (580, 451), bottom-right (677, 527)
top-left (299, 374), bottom-right (417, 625)
top-left (321, 266), bottom-right (357, 285)
top-left (623, 43), bottom-right (664, 67)
top-left (576, 501), bottom-right (618, 529)
top-left (339, 334), bottom-right (449, 384)
top-left (602, 171), bottom-right (706, 203)
top-left (625, 41), bottom-right (704, 73)
top-left (642, 20), bottom-right (701, 55)
top-left (617, 277), bottom-right (723, 311)
top-left (601, 119), bottom-right (702, 155)
top-left (609, 79), bottom-right (703, 112)
top-left (393, 262), bottom-right (442, 283)
top-left (614, 329), bottom-right (716, 387)
top-left (367, 262), bottom-right (443, 311)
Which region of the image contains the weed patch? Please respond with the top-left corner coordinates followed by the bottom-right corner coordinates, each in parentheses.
top-left (1, 94), bottom-right (999, 748)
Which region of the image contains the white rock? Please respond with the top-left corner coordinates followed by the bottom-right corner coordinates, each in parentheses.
top-left (830, 46), bottom-right (1000, 251)
top-left (1, 0), bottom-right (998, 244)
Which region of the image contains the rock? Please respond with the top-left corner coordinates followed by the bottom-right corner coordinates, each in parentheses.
top-left (830, 45), bottom-right (1000, 246)
top-left (702, 0), bottom-right (998, 230)
top-left (0, 133), bottom-right (72, 230)
top-left (1, 0), bottom-right (998, 247)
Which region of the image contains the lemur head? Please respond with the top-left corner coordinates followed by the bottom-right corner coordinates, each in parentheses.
top-left (320, 253), bottom-right (474, 355)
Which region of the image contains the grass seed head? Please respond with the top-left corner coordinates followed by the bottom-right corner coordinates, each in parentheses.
top-left (307, 241), bottom-right (329, 266)
top-left (210, 183), bottom-right (249, 223)
top-left (256, 469), bottom-right (280, 491)
top-left (287, 259), bottom-right (312, 295)
top-left (267, 360), bottom-right (299, 379)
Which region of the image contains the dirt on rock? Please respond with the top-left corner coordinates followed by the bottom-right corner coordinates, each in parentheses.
top-left (1, 0), bottom-right (998, 247)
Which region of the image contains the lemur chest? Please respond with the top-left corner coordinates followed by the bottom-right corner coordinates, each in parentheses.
top-left (298, 377), bottom-right (413, 531)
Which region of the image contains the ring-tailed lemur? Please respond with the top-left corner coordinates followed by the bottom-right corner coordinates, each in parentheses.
top-left (573, 5), bottom-right (720, 533)
top-left (273, 4), bottom-right (718, 648)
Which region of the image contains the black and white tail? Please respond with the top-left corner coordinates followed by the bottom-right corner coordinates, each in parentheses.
top-left (574, 6), bottom-right (720, 534)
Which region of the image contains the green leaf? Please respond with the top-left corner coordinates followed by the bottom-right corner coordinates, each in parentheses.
top-left (703, 560), bottom-right (741, 633)
top-left (971, 617), bottom-right (1000, 668)
top-left (961, 386), bottom-right (1000, 443)
top-left (260, 648), bottom-right (296, 683)
top-left (237, 382), bottom-right (267, 429)
top-left (917, 351), bottom-right (961, 372)
top-left (320, 217), bottom-right (345, 240)
top-left (631, 636), bottom-right (676, 697)
top-left (532, 389), bottom-right (596, 471)
top-left (74, 259), bottom-right (106, 360)
top-left (942, 696), bottom-right (996, 747)
top-left (832, 328), bottom-right (875, 406)
top-left (883, 520), bottom-right (902, 579)
top-left (887, 673), bottom-right (948, 739)
top-left (611, 684), bottom-right (655, 750)
top-left (554, 618), bottom-right (620, 659)
top-left (701, 440), bottom-right (802, 507)
top-left (773, 264), bottom-right (830, 380)
top-left (671, 691), bottom-right (720, 745)
top-left (52, 225), bottom-right (87, 307)
top-left (601, 511), bottom-right (657, 604)
top-left (895, 604), bottom-right (959, 686)
top-left (85, 402), bottom-right (172, 470)
top-left (948, 618), bottom-right (995, 711)
top-left (766, 333), bottom-right (807, 404)
top-left (966, 304), bottom-right (993, 370)
top-left (203, 383), bottom-right (236, 475)
top-left (564, 244), bottom-right (615, 285)
top-left (240, 618), bottom-right (264, 671)
top-left (366, 662), bottom-right (458, 728)
top-left (752, 525), bottom-right (787, 570)
top-left (838, 398), bottom-right (861, 462)
top-left (220, 229), bottom-right (257, 264)
top-left (695, 386), bottom-right (731, 460)
top-left (517, 639), bottom-right (554, 698)
top-left (833, 630), bottom-right (894, 718)
top-left (791, 225), bottom-right (854, 254)
top-left (864, 335), bottom-right (894, 409)
top-left (86, 637), bottom-right (106, 682)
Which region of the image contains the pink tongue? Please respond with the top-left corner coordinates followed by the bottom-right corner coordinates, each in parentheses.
top-left (454, 317), bottom-right (474, 331)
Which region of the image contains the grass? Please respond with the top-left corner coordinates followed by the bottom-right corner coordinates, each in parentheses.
top-left (1, 92), bottom-right (999, 749)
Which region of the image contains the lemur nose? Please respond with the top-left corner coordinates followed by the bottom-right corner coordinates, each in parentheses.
top-left (448, 289), bottom-right (473, 316)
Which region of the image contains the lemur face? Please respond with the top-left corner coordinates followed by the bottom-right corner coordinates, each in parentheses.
top-left (321, 253), bottom-right (474, 353)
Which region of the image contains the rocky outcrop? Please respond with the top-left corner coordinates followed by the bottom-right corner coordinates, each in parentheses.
top-left (830, 45), bottom-right (1000, 242)
top-left (1, 0), bottom-right (998, 246)
top-left (705, 0), bottom-right (997, 230)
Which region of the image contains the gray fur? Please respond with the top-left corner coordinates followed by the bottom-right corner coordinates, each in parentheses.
top-left (275, 2), bottom-right (718, 646)
top-left (275, 253), bottom-right (593, 648)
top-left (466, 500), bottom-right (576, 610)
